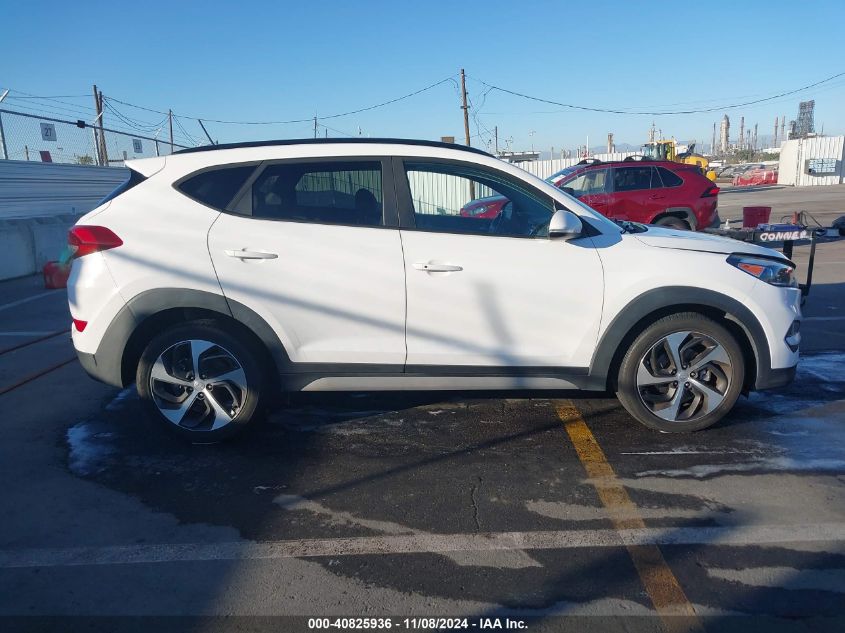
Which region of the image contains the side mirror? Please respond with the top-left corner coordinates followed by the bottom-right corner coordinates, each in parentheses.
top-left (549, 209), bottom-right (583, 240)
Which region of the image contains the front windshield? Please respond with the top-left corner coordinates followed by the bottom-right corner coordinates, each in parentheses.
top-left (545, 165), bottom-right (581, 184)
top-left (641, 143), bottom-right (665, 160)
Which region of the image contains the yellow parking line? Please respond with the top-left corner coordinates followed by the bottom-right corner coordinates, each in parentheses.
top-left (556, 401), bottom-right (704, 633)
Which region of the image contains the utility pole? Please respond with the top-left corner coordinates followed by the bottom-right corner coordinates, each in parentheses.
top-left (93, 84), bottom-right (109, 166)
top-left (460, 68), bottom-right (474, 197)
top-left (460, 69), bottom-right (471, 147)
top-left (92, 86), bottom-right (109, 166)
top-left (198, 119), bottom-right (214, 145)
top-left (0, 89), bottom-right (9, 160)
top-left (494, 125), bottom-right (498, 154)
top-left (314, 116), bottom-right (318, 139)
top-left (168, 109), bottom-right (174, 153)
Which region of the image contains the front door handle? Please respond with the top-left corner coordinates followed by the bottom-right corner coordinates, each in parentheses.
top-left (224, 249), bottom-right (278, 260)
top-left (413, 262), bottom-right (463, 272)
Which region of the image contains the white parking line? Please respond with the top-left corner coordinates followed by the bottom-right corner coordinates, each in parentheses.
top-left (1, 523), bottom-right (844, 569)
top-left (0, 291), bottom-right (61, 314)
top-left (803, 316), bottom-right (845, 322)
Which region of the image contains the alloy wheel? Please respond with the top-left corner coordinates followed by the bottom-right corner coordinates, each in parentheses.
top-left (149, 339), bottom-right (247, 431)
top-left (636, 330), bottom-right (732, 422)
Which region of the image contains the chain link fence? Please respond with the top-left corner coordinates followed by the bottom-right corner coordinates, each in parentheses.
top-left (0, 108), bottom-right (196, 167)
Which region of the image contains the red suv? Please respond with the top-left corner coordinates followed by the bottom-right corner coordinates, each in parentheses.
top-left (461, 159), bottom-right (719, 229)
top-left (547, 159), bottom-right (720, 230)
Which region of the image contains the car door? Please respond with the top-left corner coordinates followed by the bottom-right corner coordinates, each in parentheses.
top-left (396, 159), bottom-right (604, 369)
top-left (609, 165), bottom-right (658, 221)
top-left (206, 158), bottom-right (407, 367)
top-left (560, 167), bottom-right (612, 217)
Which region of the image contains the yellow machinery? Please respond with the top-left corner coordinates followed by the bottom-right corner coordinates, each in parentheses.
top-left (641, 140), bottom-right (717, 181)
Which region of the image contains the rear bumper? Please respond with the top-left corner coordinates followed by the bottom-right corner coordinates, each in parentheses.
top-left (754, 364), bottom-right (797, 390)
top-left (707, 210), bottom-right (722, 229)
top-left (76, 349), bottom-right (124, 388)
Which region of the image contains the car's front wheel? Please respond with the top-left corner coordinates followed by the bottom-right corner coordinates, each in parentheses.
top-left (616, 312), bottom-right (745, 432)
top-left (654, 215), bottom-right (690, 230)
top-left (136, 320), bottom-right (264, 442)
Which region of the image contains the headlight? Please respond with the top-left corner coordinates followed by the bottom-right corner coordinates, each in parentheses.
top-left (727, 254), bottom-right (797, 287)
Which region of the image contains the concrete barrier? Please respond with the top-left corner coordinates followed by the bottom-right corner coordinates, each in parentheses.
top-left (0, 160), bottom-right (128, 281)
top-left (0, 214), bottom-right (82, 280)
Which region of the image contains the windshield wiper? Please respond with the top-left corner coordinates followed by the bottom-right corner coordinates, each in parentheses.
top-left (615, 220), bottom-right (647, 234)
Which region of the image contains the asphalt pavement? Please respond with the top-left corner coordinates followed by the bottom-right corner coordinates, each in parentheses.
top-left (1, 200), bottom-right (844, 632)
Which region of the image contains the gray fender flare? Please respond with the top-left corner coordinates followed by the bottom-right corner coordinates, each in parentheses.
top-left (589, 286), bottom-right (771, 390)
top-left (81, 288), bottom-right (289, 387)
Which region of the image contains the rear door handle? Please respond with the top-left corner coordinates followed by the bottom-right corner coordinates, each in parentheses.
top-left (413, 262), bottom-right (463, 272)
top-left (224, 249), bottom-right (278, 260)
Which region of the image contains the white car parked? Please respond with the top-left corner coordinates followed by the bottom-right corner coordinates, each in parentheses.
top-left (67, 139), bottom-right (801, 440)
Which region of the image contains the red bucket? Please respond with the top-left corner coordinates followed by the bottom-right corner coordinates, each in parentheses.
top-left (742, 206), bottom-right (771, 228)
top-left (43, 261), bottom-right (70, 289)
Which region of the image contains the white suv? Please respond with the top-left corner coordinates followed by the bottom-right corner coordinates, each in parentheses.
top-left (67, 139), bottom-right (801, 440)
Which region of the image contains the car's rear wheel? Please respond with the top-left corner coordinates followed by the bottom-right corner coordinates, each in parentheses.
top-left (654, 215), bottom-right (690, 230)
top-left (616, 312), bottom-right (745, 432)
top-left (136, 320), bottom-right (264, 442)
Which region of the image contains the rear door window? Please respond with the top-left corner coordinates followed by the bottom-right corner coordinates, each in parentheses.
top-left (613, 166), bottom-right (658, 192)
top-left (245, 161), bottom-right (384, 226)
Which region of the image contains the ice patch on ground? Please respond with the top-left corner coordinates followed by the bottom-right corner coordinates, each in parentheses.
top-left (743, 352), bottom-right (845, 416)
top-left (636, 457), bottom-right (845, 479)
top-left (104, 387), bottom-right (136, 411)
top-left (796, 353), bottom-right (845, 383)
top-left (66, 422), bottom-right (115, 476)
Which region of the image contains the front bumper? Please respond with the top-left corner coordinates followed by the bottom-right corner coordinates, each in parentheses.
top-left (755, 364), bottom-right (797, 390)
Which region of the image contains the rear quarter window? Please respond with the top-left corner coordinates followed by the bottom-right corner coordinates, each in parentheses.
top-left (177, 165), bottom-right (256, 210)
top-left (656, 167), bottom-right (684, 187)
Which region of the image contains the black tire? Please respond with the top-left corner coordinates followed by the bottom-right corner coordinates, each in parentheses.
top-left (654, 215), bottom-right (690, 230)
top-left (136, 320), bottom-right (265, 442)
top-left (616, 312), bottom-right (745, 433)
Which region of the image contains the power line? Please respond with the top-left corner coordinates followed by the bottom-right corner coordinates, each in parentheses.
top-left (103, 75), bottom-right (458, 125)
top-left (469, 70), bottom-right (845, 116)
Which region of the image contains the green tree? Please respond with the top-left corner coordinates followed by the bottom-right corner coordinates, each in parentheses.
top-left (75, 154), bottom-right (95, 165)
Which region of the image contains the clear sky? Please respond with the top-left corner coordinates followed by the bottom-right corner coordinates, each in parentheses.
top-left (3, 0), bottom-right (845, 154)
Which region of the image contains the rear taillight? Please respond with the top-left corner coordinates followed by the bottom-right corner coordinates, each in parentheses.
top-left (701, 185), bottom-right (720, 198)
top-left (68, 226), bottom-right (123, 259)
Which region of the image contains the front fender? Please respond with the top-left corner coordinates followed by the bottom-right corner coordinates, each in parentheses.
top-left (589, 286), bottom-right (771, 391)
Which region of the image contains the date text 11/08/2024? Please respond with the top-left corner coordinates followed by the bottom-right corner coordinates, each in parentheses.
top-left (307, 617), bottom-right (528, 630)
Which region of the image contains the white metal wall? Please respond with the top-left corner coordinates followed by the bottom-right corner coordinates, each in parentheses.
top-left (0, 160), bottom-right (128, 219)
top-left (510, 152), bottom-right (639, 180)
top-left (777, 136), bottom-right (845, 187)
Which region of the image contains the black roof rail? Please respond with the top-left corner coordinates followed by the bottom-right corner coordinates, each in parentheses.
top-left (173, 137), bottom-right (494, 157)
top-left (577, 158), bottom-right (602, 165)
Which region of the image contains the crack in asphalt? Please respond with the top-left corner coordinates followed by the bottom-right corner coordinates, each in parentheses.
top-left (471, 476), bottom-right (482, 532)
